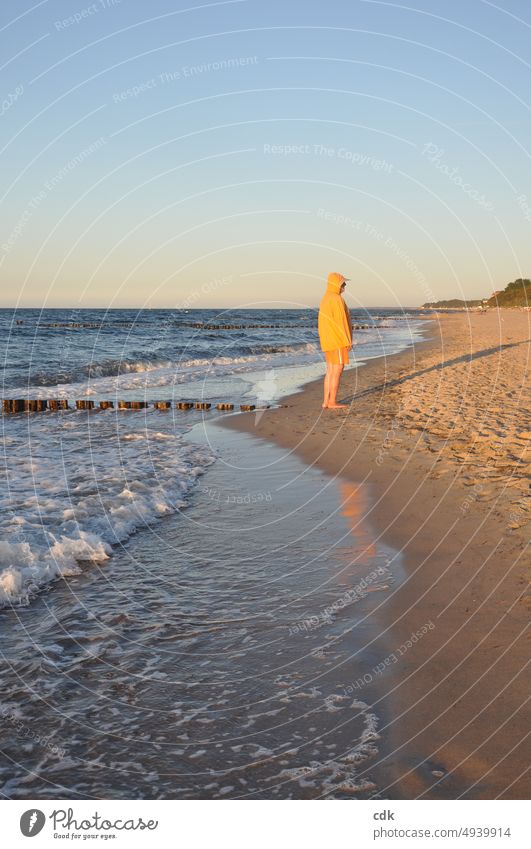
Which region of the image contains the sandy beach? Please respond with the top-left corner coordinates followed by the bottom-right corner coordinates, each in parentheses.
top-left (220, 309), bottom-right (530, 799)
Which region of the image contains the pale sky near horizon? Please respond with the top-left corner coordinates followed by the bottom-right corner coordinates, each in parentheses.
top-left (1, 0), bottom-right (530, 309)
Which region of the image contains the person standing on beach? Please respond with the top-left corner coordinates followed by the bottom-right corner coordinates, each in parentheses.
top-left (318, 272), bottom-right (353, 409)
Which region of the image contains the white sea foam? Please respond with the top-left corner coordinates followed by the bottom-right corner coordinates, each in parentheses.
top-left (0, 413), bottom-right (216, 607)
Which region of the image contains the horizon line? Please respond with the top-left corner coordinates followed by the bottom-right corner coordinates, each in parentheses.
top-left (0, 304), bottom-right (422, 310)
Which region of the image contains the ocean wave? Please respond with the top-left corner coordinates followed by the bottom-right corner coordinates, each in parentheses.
top-left (13, 345), bottom-right (324, 398)
top-left (29, 356), bottom-right (174, 386)
top-left (24, 344), bottom-right (321, 388)
top-left (247, 342), bottom-right (319, 355)
top-left (0, 415), bottom-right (216, 607)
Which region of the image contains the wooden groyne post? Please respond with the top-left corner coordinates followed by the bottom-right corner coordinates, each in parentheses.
top-left (2, 398), bottom-right (271, 415)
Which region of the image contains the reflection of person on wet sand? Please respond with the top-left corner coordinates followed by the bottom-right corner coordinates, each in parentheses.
top-left (318, 272), bottom-right (353, 408)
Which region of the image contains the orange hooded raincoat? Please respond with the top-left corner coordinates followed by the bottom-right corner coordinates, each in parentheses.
top-left (318, 275), bottom-right (353, 356)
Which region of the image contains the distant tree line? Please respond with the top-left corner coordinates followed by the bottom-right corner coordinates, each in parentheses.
top-left (486, 278), bottom-right (531, 307)
top-left (421, 299), bottom-right (483, 309)
top-left (422, 278), bottom-right (530, 309)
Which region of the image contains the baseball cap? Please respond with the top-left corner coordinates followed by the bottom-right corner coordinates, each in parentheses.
top-left (328, 272), bottom-right (350, 286)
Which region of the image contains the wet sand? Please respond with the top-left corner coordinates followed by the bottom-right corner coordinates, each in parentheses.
top-left (0, 424), bottom-right (402, 800)
top-left (220, 309), bottom-right (530, 799)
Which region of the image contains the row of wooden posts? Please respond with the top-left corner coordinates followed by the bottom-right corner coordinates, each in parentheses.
top-left (15, 321), bottom-right (316, 331)
top-left (2, 399), bottom-right (260, 413)
top-left (16, 321), bottom-right (373, 331)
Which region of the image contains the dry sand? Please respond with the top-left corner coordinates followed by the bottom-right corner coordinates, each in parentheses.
top-left (220, 309), bottom-right (530, 799)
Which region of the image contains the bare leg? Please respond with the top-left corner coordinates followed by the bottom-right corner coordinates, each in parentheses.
top-left (327, 364), bottom-right (346, 408)
top-left (322, 363), bottom-right (332, 408)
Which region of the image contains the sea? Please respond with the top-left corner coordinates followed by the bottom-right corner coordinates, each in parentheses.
top-left (0, 306), bottom-right (431, 799)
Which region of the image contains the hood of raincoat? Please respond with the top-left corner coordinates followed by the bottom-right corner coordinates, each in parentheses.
top-left (326, 278), bottom-right (343, 294)
top-left (317, 277), bottom-right (353, 352)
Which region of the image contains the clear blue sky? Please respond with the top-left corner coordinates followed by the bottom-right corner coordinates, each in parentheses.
top-left (1, 0), bottom-right (530, 308)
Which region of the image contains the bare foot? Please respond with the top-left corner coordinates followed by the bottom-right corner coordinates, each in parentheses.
top-left (321, 403), bottom-right (328, 409)
top-left (327, 403), bottom-right (348, 409)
